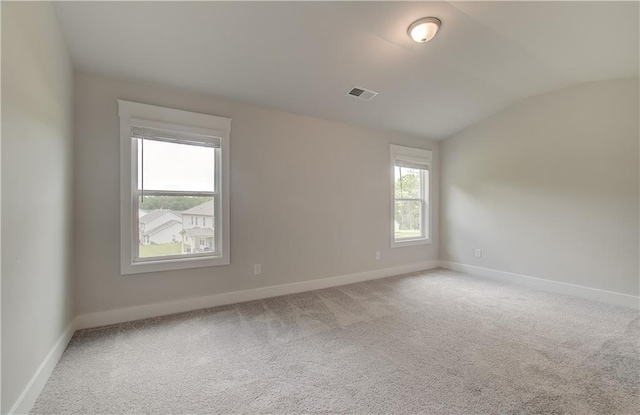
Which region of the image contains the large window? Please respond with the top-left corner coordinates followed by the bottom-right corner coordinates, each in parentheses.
top-left (118, 100), bottom-right (231, 274)
top-left (390, 145), bottom-right (431, 247)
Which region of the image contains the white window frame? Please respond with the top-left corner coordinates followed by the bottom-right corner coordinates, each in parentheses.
top-left (118, 100), bottom-right (231, 275)
top-left (390, 144), bottom-right (432, 248)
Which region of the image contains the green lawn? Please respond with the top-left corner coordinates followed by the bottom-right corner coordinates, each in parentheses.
top-left (139, 242), bottom-right (183, 258)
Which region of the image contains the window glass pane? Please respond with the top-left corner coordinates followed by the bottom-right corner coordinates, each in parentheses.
top-left (394, 200), bottom-right (422, 240)
top-left (138, 196), bottom-right (215, 259)
top-left (424, 169), bottom-right (429, 204)
top-left (137, 139), bottom-right (215, 192)
top-left (394, 166), bottom-right (422, 199)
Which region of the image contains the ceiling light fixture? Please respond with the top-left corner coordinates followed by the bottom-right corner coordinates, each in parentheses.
top-left (408, 17), bottom-right (441, 43)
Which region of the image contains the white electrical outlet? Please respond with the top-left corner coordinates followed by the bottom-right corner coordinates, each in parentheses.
top-left (375, 251), bottom-right (381, 260)
top-left (475, 249), bottom-right (482, 258)
top-left (254, 264), bottom-right (262, 275)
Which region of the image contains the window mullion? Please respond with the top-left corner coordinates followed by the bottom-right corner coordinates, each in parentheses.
top-left (137, 190), bottom-right (217, 197)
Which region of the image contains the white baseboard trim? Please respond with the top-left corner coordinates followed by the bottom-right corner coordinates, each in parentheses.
top-left (8, 320), bottom-right (76, 415)
top-left (76, 260), bottom-right (439, 330)
top-left (440, 261), bottom-right (639, 309)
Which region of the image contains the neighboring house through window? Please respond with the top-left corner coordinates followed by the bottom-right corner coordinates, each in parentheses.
top-left (118, 100), bottom-right (231, 274)
top-left (390, 145), bottom-right (431, 247)
top-left (180, 200), bottom-right (216, 254)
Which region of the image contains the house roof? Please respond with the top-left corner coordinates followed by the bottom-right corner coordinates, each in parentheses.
top-left (180, 227), bottom-right (215, 238)
top-left (182, 200), bottom-right (214, 216)
top-left (140, 209), bottom-right (181, 224)
top-left (143, 220), bottom-right (181, 236)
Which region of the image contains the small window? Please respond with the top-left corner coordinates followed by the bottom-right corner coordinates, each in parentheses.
top-left (119, 100), bottom-right (231, 274)
top-left (390, 145), bottom-right (431, 247)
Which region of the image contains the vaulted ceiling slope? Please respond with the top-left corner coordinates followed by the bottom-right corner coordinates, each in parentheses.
top-left (54, 1), bottom-right (639, 140)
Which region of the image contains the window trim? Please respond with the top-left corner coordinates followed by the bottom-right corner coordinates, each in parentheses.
top-left (390, 144), bottom-right (432, 248)
top-left (118, 100), bottom-right (231, 275)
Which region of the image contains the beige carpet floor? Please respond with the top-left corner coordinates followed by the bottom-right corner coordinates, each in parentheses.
top-left (32, 268), bottom-right (639, 414)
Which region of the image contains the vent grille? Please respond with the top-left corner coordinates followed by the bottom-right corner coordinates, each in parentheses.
top-left (347, 86), bottom-right (378, 101)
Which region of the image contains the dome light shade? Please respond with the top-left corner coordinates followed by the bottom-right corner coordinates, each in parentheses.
top-left (408, 17), bottom-right (441, 43)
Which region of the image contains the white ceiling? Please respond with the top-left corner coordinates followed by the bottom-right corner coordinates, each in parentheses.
top-left (54, 1), bottom-right (639, 140)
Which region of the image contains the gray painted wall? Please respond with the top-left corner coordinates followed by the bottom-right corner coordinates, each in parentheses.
top-left (73, 73), bottom-right (439, 316)
top-left (1, 2), bottom-right (74, 412)
top-left (440, 79), bottom-right (639, 296)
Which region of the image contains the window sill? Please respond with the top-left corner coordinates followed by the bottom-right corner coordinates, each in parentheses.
top-left (121, 255), bottom-right (229, 275)
top-left (391, 238), bottom-right (431, 248)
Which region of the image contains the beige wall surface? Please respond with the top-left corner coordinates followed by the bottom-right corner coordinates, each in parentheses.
top-left (440, 79), bottom-right (639, 296)
top-left (1, 2), bottom-right (75, 412)
top-left (73, 73), bottom-right (439, 315)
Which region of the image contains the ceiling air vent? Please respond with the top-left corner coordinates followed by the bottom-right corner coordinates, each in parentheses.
top-left (347, 86), bottom-right (378, 101)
